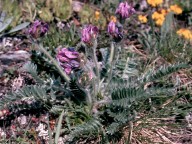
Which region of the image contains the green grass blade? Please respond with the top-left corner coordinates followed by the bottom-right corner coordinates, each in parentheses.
top-left (55, 110), bottom-right (65, 144)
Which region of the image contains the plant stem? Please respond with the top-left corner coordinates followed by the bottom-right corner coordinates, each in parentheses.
top-left (104, 42), bottom-right (115, 92)
top-left (109, 42), bottom-right (115, 64)
top-left (92, 39), bottom-right (100, 92)
top-left (127, 121), bottom-right (133, 144)
top-left (95, 98), bottom-right (112, 106)
top-left (36, 43), bottom-right (71, 83)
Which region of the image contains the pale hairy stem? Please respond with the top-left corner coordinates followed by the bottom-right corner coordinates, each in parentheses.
top-left (94, 99), bottom-right (112, 106)
top-left (92, 39), bottom-right (100, 93)
top-left (127, 121), bottom-right (133, 144)
top-left (109, 42), bottom-right (115, 64)
top-left (104, 42), bottom-right (116, 93)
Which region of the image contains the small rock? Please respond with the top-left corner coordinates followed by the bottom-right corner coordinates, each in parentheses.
top-left (12, 75), bottom-right (24, 91)
top-left (72, 1), bottom-right (83, 12)
top-left (36, 122), bottom-right (49, 140)
top-left (0, 128), bottom-right (6, 138)
top-left (0, 50), bottom-right (30, 65)
top-left (17, 115), bottom-right (27, 125)
top-left (0, 67), bottom-right (4, 76)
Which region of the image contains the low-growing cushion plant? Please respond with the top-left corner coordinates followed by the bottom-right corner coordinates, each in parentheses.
top-left (0, 0), bottom-right (191, 143)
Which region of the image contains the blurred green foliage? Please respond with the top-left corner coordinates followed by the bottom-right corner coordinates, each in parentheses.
top-left (0, 0), bottom-right (72, 24)
top-left (0, 0), bottom-right (22, 26)
top-left (79, 4), bottom-right (107, 29)
top-left (138, 12), bottom-right (192, 63)
top-left (173, 0), bottom-right (192, 11)
top-left (42, 23), bottom-right (79, 50)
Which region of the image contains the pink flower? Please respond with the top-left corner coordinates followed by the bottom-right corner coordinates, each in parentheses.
top-left (57, 48), bottom-right (80, 74)
top-left (81, 25), bottom-right (99, 43)
top-left (116, 2), bottom-right (135, 19)
top-left (107, 21), bottom-right (123, 42)
top-left (28, 20), bottom-right (49, 38)
top-left (108, 21), bottom-right (118, 35)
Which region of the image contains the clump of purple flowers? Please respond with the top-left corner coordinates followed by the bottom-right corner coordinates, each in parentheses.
top-left (28, 20), bottom-right (49, 38)
top-left (107, 21), bottom-right (123, 42)
top-left (115, 2), bottom-right (135, 19)
top-left (57, 48), bottom-right (80, 75)
top-left (81, 25), bottom-right (99, 44)
top-left (108, 21), bottom-right (118, 35)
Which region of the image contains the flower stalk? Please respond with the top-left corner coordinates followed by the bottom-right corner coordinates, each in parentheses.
top-left (127, 121), bottom-right (133, 144)
top-left (92, 39), bottom-right (100, 93)
top-left (109, 42), bottom-right (115, 64)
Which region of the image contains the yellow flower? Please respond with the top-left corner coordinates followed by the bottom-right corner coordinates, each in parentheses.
top-left (170, 5), bottom-right (182, 15)
top-left (110, 16), bottom-right (117, 23)
top-left (95, 11), bottom-right (100, 21)
top-left (147, 0), bottom-right (163, 7)
top-left (152, 12), bottom-right (162, 20)
top-left (177, 28), bottom-right (192, 40)
top-left (160, 9), bottom-right (168, 16)
top-left (138, 15), bottom-right (148, 23)
top-left (155, 17), bottom-right (165, 26)
top-left (152, 11), bottom-right (167, 26)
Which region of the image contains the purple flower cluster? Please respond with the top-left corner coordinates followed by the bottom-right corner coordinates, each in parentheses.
top-left (57, 48), bottom-right (80, 75)
top-left (115, 2), bottom-right (135, 19)
top-left (108, 21), bottom-right (118, 35)
top-left (81, 25), bottom-right (99, 43)
top-left (107, 21), bottom-right (123, 42)
top-left (28, 20), bottom-right (49, 38)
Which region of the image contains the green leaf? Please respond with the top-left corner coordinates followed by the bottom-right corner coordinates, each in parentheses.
top-left (8, 22), bottom-right (30, 34)
top-left (47, 114), bottom-right (53, 144)
top-left (111, 87), bottom-right (144, 107)
top-left (69, 79), bottom-right (87, 104)
top-left (21, 62), bottom-right (44, 84)
top-left (0, 12), bottom-right (6, 25)
top-left (0, 85), bottom-right (50, 110)
top-left (106, 122), bottom-right (120, 135)
top-left (55, 110), bottom-right (65, 144)
top-left (71, 119), bottom-right (102, 138)
top-left (0, 17), bottom-right (13, 33)
top-left (161, 12), bottom-right (174, 37)
top-left (141, 63), bottom-right (189, 83)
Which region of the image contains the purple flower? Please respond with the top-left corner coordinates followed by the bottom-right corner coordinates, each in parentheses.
top-left (108, 21), bottom-right (118, 35)
top-left (28, 20), bottom-right (49, 38)
top-left (81, 25), bottom-right (99, 43)
top-left (107, 21), bottom-right (123, 42)
top-left (115, 2), bottom-right (135, 19)
top-left (57, 48), bottom-right (80, 75)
